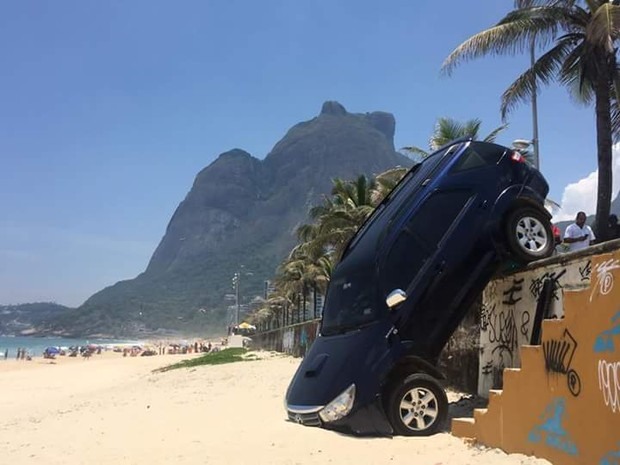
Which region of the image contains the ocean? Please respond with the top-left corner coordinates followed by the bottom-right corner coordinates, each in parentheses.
top-left (0, 335), bottom-right (142, 358)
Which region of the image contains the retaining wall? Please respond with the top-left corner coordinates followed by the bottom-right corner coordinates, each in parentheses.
top-left (453, 240), bottom-right (620, 465)
top-left (479, 239), bottom-right (620, 396)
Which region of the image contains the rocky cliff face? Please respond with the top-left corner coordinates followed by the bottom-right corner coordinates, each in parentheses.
top-left (55, 102), bottom-right (411, 337)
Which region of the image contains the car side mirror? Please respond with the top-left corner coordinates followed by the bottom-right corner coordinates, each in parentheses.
top-left (386, 289), bottom-right (407, 309)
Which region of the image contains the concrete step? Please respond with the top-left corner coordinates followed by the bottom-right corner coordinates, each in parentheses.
top-left (451, 417), bottom-right (476, 438)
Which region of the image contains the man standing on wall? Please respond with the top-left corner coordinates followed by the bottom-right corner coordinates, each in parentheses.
top-left (563, 211), bottom-right (596, 252)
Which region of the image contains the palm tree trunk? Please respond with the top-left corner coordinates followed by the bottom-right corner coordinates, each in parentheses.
top-left (313, 285), bottom-right (317, 319)
top-left (594, 66), bottom-right (614, 240)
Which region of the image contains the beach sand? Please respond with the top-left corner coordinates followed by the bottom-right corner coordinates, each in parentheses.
top-left (0, 351), bottom-right (551, 465)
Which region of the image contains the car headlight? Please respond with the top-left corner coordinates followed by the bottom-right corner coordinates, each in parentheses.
top-left (319, 384), bottom-right (356, 423)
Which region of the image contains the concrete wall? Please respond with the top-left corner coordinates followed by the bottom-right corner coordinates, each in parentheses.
top-left (251, 320), bottom-right (320, 357)
top-left (478, 240), bottom-right (620, 396)
top-left (453, 242), bottom-right (620, 465)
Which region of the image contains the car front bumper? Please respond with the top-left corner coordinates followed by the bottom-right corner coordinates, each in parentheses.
top-left (286, 396), bottom-right (393, 436)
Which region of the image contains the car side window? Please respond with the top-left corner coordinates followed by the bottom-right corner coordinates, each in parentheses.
top-left (382, 232), bottom-right (430, 294)
top-left (406, 190), bottom-right (473, 248)
top-left (450, 142), bottom-right (507, 173)
top-left (381, 190), bottom-right (472, 294)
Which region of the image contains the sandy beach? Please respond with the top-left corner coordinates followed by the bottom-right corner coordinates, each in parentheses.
top-left (0, 351), bottom-right (551, 465)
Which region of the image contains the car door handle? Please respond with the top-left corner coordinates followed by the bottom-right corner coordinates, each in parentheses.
top-left (422, 178), bottom-right (431, 186)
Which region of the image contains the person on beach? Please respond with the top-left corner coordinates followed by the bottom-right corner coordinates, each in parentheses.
top-left (563, 211), bottom-right (596, 252)
top-left (4, 349), bottom-right (8, 360)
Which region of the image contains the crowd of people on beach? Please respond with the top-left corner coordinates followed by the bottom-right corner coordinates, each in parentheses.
top-left (1, 339), bottom-right (220, 363)
top-left (6, 348), bottom-right (32, 361)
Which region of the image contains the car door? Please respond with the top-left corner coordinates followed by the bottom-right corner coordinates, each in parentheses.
top-left (380, 142), bottom-right (509, 356)
top-left (378, 189), bottom-right (474, 326)
top-left (409, 142), bottom-right (509, 355)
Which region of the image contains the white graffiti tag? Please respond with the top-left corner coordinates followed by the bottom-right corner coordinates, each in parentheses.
top-left (598, 359), bottom-right (620, 413)
top-left (590, 259), bottom-right (620, 302)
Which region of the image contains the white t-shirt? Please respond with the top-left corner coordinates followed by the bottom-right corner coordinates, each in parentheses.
top-left (564, 223), bottom-right (596, 252)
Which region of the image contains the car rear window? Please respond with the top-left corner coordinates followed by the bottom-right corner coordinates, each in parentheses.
top-left (450, 142), bottom-right (506, 173)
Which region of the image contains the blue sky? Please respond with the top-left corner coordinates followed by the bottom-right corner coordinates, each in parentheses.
top-left (0, 0), bottom-right (612, 307)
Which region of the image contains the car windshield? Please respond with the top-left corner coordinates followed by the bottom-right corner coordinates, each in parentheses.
top-left (321, 267), bottom-right (382, 335)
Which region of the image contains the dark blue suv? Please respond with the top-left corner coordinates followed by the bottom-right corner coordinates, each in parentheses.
top-left (285, 139), bottom-right (553, 436)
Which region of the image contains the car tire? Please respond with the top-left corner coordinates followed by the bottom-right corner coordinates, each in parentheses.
top-left (386, 373), bottom-right (448, 436)
top-left (505, 207), bottom-right (554, 263)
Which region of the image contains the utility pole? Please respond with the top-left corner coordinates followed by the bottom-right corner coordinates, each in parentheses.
top-left (232, 272), bottom-right (240, 326)
top-left (530, 36), bottom-right (540, 170)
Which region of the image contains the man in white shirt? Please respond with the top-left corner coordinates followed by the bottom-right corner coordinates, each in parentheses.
top-left (563, 211), bottom-right (596, 252)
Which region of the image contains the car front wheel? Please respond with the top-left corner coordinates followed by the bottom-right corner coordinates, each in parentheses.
top-left (505, 207), bottom-right (554, 263)
top-left (386, 373), bottom-right (448, 436)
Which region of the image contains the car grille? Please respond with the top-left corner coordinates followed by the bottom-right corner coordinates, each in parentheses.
top-left (287, 410), bottom-right (322, 427)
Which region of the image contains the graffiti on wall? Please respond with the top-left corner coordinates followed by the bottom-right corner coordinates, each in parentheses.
top-left (594, 311), bottom-right (620, 353)
top-left (591, 259), bottom-right (620, 302)
top-left (528, 397), bottom-right (578, 456)
top-left (542, 329), bottom-right (581, 396)
top-left (579, 260), bottom-right (592, 282)
top-left (282, 329), bottom-right (294, 353)
top-left (594, 309), bottom-right (620, 413)
top-left (600, 444), bottom-right (620, 465)
top-left (478, 258), bottom-right (591, 396)
top-left (597, 360), bottom-right (620, 413)
top-left (530, 269), bottom-right (566, 302)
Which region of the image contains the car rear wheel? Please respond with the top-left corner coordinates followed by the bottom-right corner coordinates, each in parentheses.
top-left (386, 373), bottom-right (448, 436)
top-left (505, 207), bottom-right (554, 263)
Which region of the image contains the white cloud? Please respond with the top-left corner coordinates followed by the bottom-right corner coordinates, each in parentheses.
top-left (553, 144), bottom-right (620, 221)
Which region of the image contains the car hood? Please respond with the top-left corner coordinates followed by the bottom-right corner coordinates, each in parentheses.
top-left (286, 319), bottom-right (394, 408)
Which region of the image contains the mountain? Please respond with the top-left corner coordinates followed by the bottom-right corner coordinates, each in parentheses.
top-left (0, 303), bottom-right (71, 336)
top-left (48, 101), bottom-right (411, 337)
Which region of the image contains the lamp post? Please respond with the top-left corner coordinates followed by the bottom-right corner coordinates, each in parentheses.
top-left (512, 139), bottom-right (536, 167)
top-left (231, 266), bottom-right (254, 326)
top-left (232, 272), bottom-right (240, 326)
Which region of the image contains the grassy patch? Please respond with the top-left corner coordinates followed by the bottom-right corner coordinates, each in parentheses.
top-left (153, 348), bottom-right (248, 373)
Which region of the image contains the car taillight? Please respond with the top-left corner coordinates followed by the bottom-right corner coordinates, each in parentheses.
top-left (510, 151), bottom-right (526, 163)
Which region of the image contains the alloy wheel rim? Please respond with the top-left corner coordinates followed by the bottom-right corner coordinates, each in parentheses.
top-left (399, 387), bottom-right (439, 431)
top-left (515, 216), bottom-right (548, 254)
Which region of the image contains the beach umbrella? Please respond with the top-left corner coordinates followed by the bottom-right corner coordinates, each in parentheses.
top-left (45, 346), bottom-right (60, 354)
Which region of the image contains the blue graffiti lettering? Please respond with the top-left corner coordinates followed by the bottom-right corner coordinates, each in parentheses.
top-left (528, 397), bottom-right (578, 456)
top-left (594, 311), bottom-right (620, 353)
top-left (600, 443), bottom-right (620, 465)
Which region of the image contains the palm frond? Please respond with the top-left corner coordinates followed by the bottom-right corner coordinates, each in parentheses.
top-left (586, 2), bottom-right (620, 51)
top-left (482, 123), bottom-right (509, 142)
top-left (501, 36), bottom-right (576, 117)
top-left (442, 7), bottom-right (574, 75)
top-left (400, 146), bottom-right (429, 157)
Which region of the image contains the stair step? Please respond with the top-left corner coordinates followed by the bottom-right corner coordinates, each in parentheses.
top-left (451, 417), bottom-right (476, 438)
top-left (473, 408), bottom-right (488, 422)
top-left (520, 345), bottom-right (543, 372)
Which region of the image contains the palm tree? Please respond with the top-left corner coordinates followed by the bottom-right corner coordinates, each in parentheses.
top-left (373, 167), bottom-right (409, 203)
top-left (442, 0), bottom-right (620, 239)
top-left (402, 117), bottom-right (507, 158)
top-left (306, 174), bottom-right (378, 260)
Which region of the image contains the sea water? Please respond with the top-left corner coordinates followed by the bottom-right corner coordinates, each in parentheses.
top-left (0, 335), bottom-right (142, 358)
